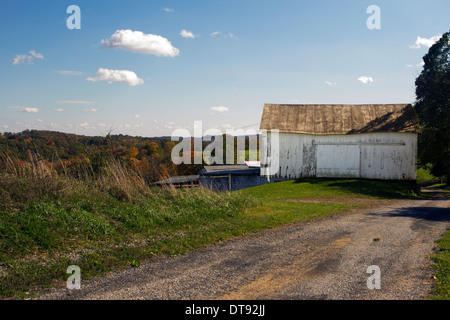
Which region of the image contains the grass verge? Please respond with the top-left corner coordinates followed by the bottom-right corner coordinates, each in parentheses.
top-left (431, 229), bottom-right (450, 300)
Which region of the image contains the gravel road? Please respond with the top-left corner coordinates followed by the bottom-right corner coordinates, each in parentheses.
top-left (38, 189), bottom-right (450, 300)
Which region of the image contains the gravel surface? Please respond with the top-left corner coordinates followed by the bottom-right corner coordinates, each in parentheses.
top-left (38, 189), bottom-right (450, 300)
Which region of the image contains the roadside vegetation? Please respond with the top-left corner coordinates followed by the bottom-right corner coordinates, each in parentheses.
top-left (431, 229), bottom-right (450, 300)
top-left (0, 152), bottom-right (424, 298)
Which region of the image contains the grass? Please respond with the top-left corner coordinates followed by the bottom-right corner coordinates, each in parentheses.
top-left (431, 229), bottom-right (450, 300)
top-left (0, 156), bottom-right (427, 299)
top-left (238, 178), bottom-right (421, 227)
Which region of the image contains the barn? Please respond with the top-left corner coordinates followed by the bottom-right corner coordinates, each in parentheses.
top-left (259, 104), bottom-right (420, 181)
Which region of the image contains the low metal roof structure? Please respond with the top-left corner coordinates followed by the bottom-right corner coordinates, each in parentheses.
top-left (151, 175), bottom-right (199, 187)
top-left (199, 165), bottom-right (260, 176)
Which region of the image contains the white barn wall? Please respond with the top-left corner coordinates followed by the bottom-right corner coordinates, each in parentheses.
top-left (261, 132), bottom-right (417, 180)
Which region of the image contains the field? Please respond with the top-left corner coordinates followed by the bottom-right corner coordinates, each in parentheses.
top-left (0, 161), bottom-right (432, 298)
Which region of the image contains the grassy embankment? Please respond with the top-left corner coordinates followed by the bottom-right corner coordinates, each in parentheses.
top-left (417, 167), bottom-right (450, 299)
top-left (431, 229), bottom-right (450, 300)
top-left (0, 158), bottom-right (425, 298)
top-left (418, 167), bottom-right (450, 300)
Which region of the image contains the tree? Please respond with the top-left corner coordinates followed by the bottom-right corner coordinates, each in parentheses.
top-left (414, 31), bottom-right (450, 185)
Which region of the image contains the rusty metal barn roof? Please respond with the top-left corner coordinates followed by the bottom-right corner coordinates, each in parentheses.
top-left (259, 104), bottom-right (420, 135)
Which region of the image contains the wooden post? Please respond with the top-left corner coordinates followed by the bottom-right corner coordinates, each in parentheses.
top-left (228, 173), bottom-right (232, 191)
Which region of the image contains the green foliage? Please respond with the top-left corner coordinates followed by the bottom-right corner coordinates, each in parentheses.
top-left (414, 31), bottom-right (450, 182)
top-left (431, 229), bottom-right (450, 300)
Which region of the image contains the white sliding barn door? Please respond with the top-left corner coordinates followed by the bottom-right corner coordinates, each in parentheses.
top-left (316, 144), bottom-right (360, 178)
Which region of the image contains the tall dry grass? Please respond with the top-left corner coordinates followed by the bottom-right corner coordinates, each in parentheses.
top-left (0, 151), bottom-right (153, 209)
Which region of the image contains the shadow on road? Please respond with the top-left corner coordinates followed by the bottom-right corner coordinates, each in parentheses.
top-left (378, 205), bottom-right (450, 224)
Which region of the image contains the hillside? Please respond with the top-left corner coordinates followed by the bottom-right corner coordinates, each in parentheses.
top-left (0, 130), bottom-right (260, 182)
top-left (0, 130), bottom-right (194, 182)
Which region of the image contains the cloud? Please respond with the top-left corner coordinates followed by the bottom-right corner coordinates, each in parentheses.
top-left (406, 60), bottom-right (425, 68)
top-left (55, 100), bottom-right (95, 104)
top-left (55, 70), bottom-right (85, 75)
top-left (79, 122), bottom-right (89, 127)
top-left (325, 81), bottom-right (338, 86)
top-left (210, 31), bottom-right (238, 39)
top-left (85, 108), bottom-right (98, 112)
top-left (8, 106), bottom-right (39, 113)
top-left (162, 7), bottom-right (174, 13)
top-left (410, 34), bottom-right (442, 49)
top-left (12, 50), bottom-right (44, 65)
top-left (101, 29), bottom-right (180, 57)
top-left (180, 29), bottom-right (197, 39)
top-left (357, 76), bottom-right (374, 84)
top-left (86, 68), bottom-right (144, 86)
top-left (54, 108), bottom-right (64, 112)
top-left (23, 107), bottom-right (39, 113)
top-left (12, 55), bottom-right (31, 65)
top-left (210, 106), bottom-right (229, 113)
top-left (29, 50), bottom-right (44, 59)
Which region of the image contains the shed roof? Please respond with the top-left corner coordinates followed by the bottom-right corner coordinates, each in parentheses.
top-left (152, 175), bottom-right (199, 185)
top-left (200, 165), bottom-right (260, 176)
top-left (259, 104), bottom-right (420, 135)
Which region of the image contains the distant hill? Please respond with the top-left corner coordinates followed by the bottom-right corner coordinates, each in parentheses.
top-left (0, 130), bottom-right (259, 182)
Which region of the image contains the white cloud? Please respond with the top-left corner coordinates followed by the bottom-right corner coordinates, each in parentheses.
top-left (325, 81), bottom-right (338, 86)
top-left (12, 50), bottom-right (44, 65)
top-left (79, 122), bottom-right (89, 127)
top-left (85, 108), bottom-right (98, 112)
top-left (12, 55), bottom-right (31, 65)
top-left (162, 7), bottom-right (174, 13)
top-left (164, 121), bottom-right (179, 130)
top-left (406, 60), bottom-right (425, 68)
top-left (180, 29), bottom-right (197, 39)
top-left (54, 108), bottom-right (64, 112)
top-left (410, 34), bottom-right (442, 49)
top-left (357, 76), bottom-right (374, 84)
top-left (23, 107), bottom-right (39, 113)
top-left (55, 100), bottom-right (95, 104)
top-left (86, 68), bottom-right (144, 86)
top-left (101, 29), bottom-right (180, 57)
top-left (29, 50), bottom-right (44, 59)
top-left (55, 70), bottom-right (85, 75)
top-left (9, 106), bottom-right (39, 113)
top-left (210, 106), bottom-right (229, 113)
top-left (210, 31), bottom-right (238, 39)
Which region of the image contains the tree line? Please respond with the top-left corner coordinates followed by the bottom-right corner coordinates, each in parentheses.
top-left (0, 130), bottom-right (259, 182)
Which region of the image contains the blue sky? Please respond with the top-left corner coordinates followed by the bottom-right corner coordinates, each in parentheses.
top-left (0, 0), bottom-right (448, 137)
